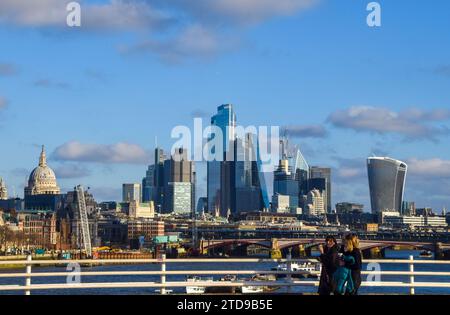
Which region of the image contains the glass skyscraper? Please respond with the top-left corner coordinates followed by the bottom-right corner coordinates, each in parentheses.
top-left (207, 104), bottom-right (236, 213)
top-left (310, 167), bottom-right (331, 213)
top-left (273, 159), bottom-right (299, 211)
top-left (142, 165), bottom-right (155, 203)
top-left (367, 157), bottom-right (408, 214)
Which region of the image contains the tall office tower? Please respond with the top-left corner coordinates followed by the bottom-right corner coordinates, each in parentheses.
top-left (207, 104), bottom-right (236, 214)
top-left (272, 159), bottom-right (299, 212)
top-left (233, 133), bottom-right (265, 214)
top-left (142, 165), bottom-right (155, 203)
top-left (123, 183), bottom-right (141, 203)
top-left (309, 167), bottom-right (332, 213)
top-left (367, 157), bottom-right (407, 214)
top-left (164, 148), bottom-right (196, 214)
top-left (281, 138), bottom-right (310, 206)
top-left (0, 177), bottom-right (7, 200)
top-left (305, 189), bottom-right (325, 216)
top-left (254, 137), bottom-right (271, 210)
top-left (153, 147), bottom-right (166, 211)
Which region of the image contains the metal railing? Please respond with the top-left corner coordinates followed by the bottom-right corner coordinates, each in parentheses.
top-left (0, 255), bottom-right (449, 295)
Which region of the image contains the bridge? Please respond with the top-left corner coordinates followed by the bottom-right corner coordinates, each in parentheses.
top-left (179, 228), bottom-right (450, 243)
top-left (199, 238), bottom-right (450, 259)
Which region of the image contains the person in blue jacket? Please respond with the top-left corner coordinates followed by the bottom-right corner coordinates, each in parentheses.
top-left (332, 238), bottom-right (356, 295)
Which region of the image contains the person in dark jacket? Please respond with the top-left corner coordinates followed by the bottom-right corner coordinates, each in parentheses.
top-left (317, 236), bottom-right (339, 295)
top-left (346, 234), bottom-right (363, 295)
top-left (339, 234), bottom-right (363, 295)
top-left (333, 238), bottom-right (357, 295)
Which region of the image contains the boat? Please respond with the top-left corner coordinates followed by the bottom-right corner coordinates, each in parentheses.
top-left (206, 275), bottom-right (238, 294)
top-left (185, 276), bottom-right (213, 294)
top-left (154, 289), bottom-right (174, 294)
top-left (241, 285), bottom-right (264, 294)
top-left (240, 274), bottom-right (280, 294)
top-left (272, 262), bottom-right (321, 279)
top-left (419, 250), bottom-right (433, 258)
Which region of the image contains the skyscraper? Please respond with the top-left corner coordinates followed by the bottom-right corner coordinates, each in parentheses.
top-left (233, 133), bottom-right (265, 214)
top-left (153, 147), bottom-right (166, 210)
top-left (305, 189), bottom-right (325, 216)
top-left (123, 183), bottom-right (141, 203)
top-left (272, 158), bottom-right (299, 212)
top-left (207, 104), bottom-right (236, 214)
top-left (164, 148), bottom-right (196, 214)
top-left (367, 157), bottom-right (407, 214)
top-left (309, 167), bottom-right (331, 213)
top-left (142, 165), bottom-right (155, 203)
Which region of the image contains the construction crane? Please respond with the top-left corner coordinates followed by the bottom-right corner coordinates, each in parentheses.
top-left (75, 185), bottom-right (92, 258)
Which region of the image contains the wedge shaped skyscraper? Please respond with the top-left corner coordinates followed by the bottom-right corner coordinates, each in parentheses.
top-left (367, 157), bottom-right (407, 214)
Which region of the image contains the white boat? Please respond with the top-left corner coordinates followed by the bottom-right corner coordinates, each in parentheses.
top-left (154, 289), bottom-right (174, 294)
top-left (241, 286), bottom-right (264, 294)
top-left (241, 274), bottom-right (278, 294)
top-left (272, 262), bottom-right (321, 278)
top-left (185, 276), bottom-right (213, 294)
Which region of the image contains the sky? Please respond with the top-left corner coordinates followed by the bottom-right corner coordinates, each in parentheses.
top-left (0, 0), bottom-right (450, 212)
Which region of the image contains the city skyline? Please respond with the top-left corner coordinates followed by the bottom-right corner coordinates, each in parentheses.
top-left (1, 0), bottom-right (450, 211)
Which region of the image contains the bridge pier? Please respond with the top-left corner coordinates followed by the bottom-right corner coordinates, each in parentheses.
top-left (298, 245), bottom-right (306, 258)
top-left (305, 247), bottom-right (312, 258)
top-left (434, 242), bottom-right (444, 260)
top-left (363, 247), bottom-right (383, 259)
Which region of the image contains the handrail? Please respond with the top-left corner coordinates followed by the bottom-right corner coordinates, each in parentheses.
top-left (2, 270), bottom-right (450, 278)
top-left (1, 258), bottom-right (450, 265)
top-left (0, 255), bottom-right (449, 295)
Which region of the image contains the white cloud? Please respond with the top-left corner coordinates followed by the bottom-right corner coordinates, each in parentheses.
top-left (52, 141), bottom-right (151, 164)
top-left (282, 124), bottom-right (328, 138)
top-left (338, 167), bottom-right (362, 179)
top-left (162, 0), bottom-right (319, 25)
top-left (123, 24), bottom-right (226, 63)
top-left (0, 0), bottom-right (320, 62)
top-left (406, 158), bottom-right (450, 178)
top-left (328, 106), bottom-right (450, 140)
top-left (0, 0), bottom-right (171, 30)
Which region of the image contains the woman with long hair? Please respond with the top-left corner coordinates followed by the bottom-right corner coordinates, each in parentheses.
top-left (332, 238), bottom-right (356, 295)
top-left (317, 235), bottom-right (339, 295)
top-left (345, 233), bottom-right (363, 295)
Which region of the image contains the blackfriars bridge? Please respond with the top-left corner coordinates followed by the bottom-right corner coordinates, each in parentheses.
top-left (199, 238), bottom-right (450, 259)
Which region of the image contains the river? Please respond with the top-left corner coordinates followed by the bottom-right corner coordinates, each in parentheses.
top-left (0, 250), bottom-right (449, 295)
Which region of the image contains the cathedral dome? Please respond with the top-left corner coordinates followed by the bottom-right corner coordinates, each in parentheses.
top-left (25, 146), bottom-right (60, 196)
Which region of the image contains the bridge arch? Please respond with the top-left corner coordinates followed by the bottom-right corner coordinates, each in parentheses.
top-left (201, 240), bottom-right (271, 251)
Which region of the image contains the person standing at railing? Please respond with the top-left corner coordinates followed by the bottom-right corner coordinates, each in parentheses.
top-left (332, 238), bottom-right (357, 295)
top-left (338, 233), bottom-right (363, 295)
top-left (346, 234), bottom-right (362, 295)
top-left (318, 236), bottom-right (340, 295)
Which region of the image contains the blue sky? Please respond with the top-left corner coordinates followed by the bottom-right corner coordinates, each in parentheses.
top-left (1, 0), bottom-right (450, 212)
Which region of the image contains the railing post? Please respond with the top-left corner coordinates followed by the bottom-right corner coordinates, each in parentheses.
top-left (409, 255), bottom-right (415, 295)
top-left (25, 255), bottom-right (32, 296)
top-left (286, 253), bottom-right (292, 294)
top-left (160, 254), bottom-right (166, 295)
